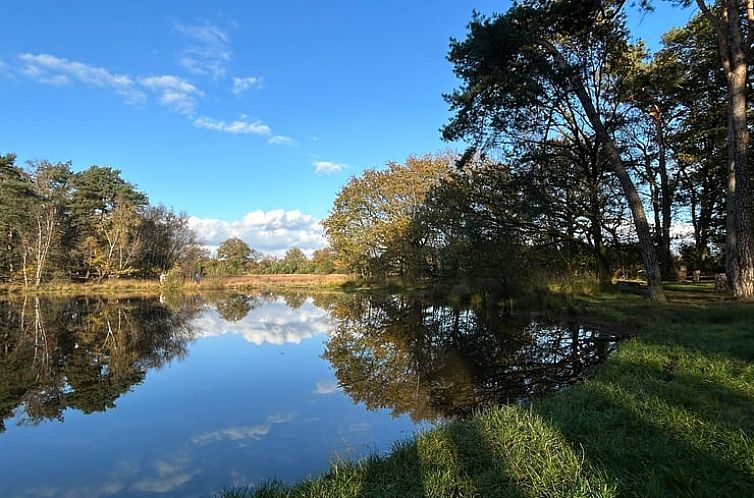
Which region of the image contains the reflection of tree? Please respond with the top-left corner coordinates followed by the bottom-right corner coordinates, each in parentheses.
top-left (323, 294), bottom-right (616, 422)
top-left (0, 296), bottom-right (200, 432)
top-left (281, 292), bottom-right (307, 310)
top-left (213, 294), bottom-right (254, 322)
top-left (202, 292), bottom-right (274, 322)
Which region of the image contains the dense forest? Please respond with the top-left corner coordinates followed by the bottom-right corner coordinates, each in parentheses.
top-left (324, 3), bottom-right (754, 302)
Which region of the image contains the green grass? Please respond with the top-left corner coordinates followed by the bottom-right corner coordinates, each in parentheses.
top-left (217, 290), bottom-right (754, 498)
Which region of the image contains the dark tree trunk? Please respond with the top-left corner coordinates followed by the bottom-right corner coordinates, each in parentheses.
top-left (698, 0), bottom-right (754, 299)
top-left (539, 42), bottom-right (665, 302)
top-left (728, 55), bottom-right (754, 298)
top-left (588, 182), bottom-right (611, 286)
top-left (651, 108), bottom-right (675, 279)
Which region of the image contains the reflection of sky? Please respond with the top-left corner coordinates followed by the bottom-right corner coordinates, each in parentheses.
top-left (192, 298), bottom-right (333, 345)
top-left (0, 297), bottom-right (421, 498)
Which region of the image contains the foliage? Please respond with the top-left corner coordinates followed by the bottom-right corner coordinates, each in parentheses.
top-left (216, 237), bottom-right (253, 275)
top-left (323, 153), bottom-right (454, 279)
top-left (0, 156), bottom-right (199, 286)
top-left (443, 0), bottom-right (671, 301)
top-left (0, 296), bottom-right (201, 431)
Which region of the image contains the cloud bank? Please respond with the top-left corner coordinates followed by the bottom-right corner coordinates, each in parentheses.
top-left (189, 209), bottom-right (327, 256)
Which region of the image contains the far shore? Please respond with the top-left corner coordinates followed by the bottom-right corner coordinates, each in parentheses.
top-left (0, 273), bottom-right (356, 296)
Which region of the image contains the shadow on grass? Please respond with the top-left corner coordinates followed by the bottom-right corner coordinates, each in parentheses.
top-left (221, 295), bottom-right (754, 498)
top-left (533, 355), bottom-right (754, 497)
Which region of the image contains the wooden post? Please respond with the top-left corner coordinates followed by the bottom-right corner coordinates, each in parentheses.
top-left (715, 273), bottom-right (728, 293)
top-left (677, 265), bottom-right (688, 282)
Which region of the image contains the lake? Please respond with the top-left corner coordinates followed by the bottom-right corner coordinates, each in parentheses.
top-left (0, 292), bottom-right (620, 497)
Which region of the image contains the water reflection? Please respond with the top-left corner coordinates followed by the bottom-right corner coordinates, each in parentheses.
top-left (0, 291), bottom-right (621, 497)
top-left (323, 293), bottom-right (620, 421)
top-left (0, 296), bottom-right (200, 433)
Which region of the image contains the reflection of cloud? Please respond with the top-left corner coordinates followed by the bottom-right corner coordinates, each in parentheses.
top-left (347, 422), bottom-right (372, 433)
top-left (228, 469), bottom-right (252, 488)
top-left (20, 479), bottom-right (127, 497)
top-left (131, 451), bottom-right (194, 494)
top-left (131, 472), bottom-right (192, 494)
top-left (193, 412), bottom-right (297, 446)
top-left (98, 482), bottom-right (125, 496)
top-left (18, 485), bottom-right (59, 497)
top-left (314, 380), bottom-right (340, 395)
top-left (193, 424), bottom-right (270, 445)
top-left (192, 299), bottom-right (332, 345)
top-left (267, 412), bottom-right (296, 424)
top-left (19, 453), bottom-right (192, 497)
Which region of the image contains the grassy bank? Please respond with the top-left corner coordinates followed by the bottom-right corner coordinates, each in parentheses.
top-left (0, 274), bottom-right (355, 296)
top-left (219, 289), bottom-right (754, 498)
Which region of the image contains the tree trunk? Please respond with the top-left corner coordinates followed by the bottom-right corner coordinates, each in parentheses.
top-left (651, 108), bottom-right (674, 279)
top-left (698, 0), bottom-right (754, 299)
top-left (539, 41), bottom-right (665, 302)
top-left (725, 109), bottom-right (739, 288)
top-left (728, 54), bottom-right (754, 298)
top-left (589, 185), bottom-right (611, 286)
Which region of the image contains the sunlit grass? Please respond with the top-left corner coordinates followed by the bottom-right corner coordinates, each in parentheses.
top-left (217, 290), bottom-right (754, 498)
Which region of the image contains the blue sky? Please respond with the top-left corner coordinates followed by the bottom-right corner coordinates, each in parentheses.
top-left (0, 1), bottom-right (694, 254)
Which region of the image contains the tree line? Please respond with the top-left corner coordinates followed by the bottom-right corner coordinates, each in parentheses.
top-left (0, 154), bottom-right (201, 286)
top-left (325, 2), bottom-right (754, 301)
top-left (204, 237), bottom-right (336, 276)
top-left (0, 153), bottom-right (338, 285)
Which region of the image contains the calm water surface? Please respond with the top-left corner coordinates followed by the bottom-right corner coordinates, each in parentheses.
top-left (0, 292), bottom-right (620, 497)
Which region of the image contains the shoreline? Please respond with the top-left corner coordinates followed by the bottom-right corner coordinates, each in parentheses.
top-left (215, 289), bottom-right (754, 498)
top-left (0, 273), bottom-right (356, 296)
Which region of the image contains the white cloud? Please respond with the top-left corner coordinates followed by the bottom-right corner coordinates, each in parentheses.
top-left (193, 115), bottom-right (271, 135)
top-left (268, 134), bottom-right (295, 145)
top-left (14, 51), bottom-right (292, 140)
top-left (139, 75), bottom-right (203, 115)
top-left (17, 53), bottom-right (145, 103)
top-left (192, 299), bottom-right (332, 345)
top-left (232, 76), bottom-right (263, 94)
top-left (176, 21), bottom-right (231, 79)
top-left (313, 160), bottom-right (346, 175)
top-left (189, 209), bottom-right (327, 256)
